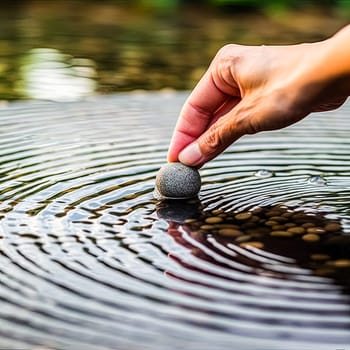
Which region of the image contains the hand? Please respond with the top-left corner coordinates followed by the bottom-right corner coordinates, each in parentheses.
top-left (167, 28), bottom-right (350, 168)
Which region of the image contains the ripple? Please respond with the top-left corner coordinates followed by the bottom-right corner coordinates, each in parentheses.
top-left (0, 92), bottom-right (349, 349)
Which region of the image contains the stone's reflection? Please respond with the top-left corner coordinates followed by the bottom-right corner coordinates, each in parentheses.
top-left (161, 202), bottom-right (350, 287)
top-left (156, 198), bottom-right (202, 224)
top-left (17, 48), bottom-right (96, 101)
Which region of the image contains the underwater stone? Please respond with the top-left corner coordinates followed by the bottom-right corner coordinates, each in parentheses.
top-left (155, 162), bottom-right (201, 199)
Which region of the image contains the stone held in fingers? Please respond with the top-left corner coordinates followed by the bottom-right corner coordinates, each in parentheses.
top-left (154, 162), bottom-right (201, 199)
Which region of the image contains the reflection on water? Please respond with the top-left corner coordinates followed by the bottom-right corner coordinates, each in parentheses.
top-left (17, 48), bottom-right (96, 101)
top-left (0, 1), bottom-right (349, 100)
top-left (0, 92), bottom-right (349, 349)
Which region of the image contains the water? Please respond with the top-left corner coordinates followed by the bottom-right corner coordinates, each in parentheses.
top-left (0, 91), bottom-right (350, 350)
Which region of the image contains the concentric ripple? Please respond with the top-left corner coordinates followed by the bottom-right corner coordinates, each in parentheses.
top-left (0, 91), bottom-right (350, 350)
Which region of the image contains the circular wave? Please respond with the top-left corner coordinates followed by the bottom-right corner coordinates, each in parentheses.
top-left (0, 91), bottom-right (349, 350)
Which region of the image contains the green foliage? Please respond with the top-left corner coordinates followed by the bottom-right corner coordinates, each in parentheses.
top-left (127, 0), bottom-right (350, 12)
top-left (137, 0), bottom-right (180, 9)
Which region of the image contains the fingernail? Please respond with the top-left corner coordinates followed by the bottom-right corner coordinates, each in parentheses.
top-left (179, 142), bottom-right (203, 166)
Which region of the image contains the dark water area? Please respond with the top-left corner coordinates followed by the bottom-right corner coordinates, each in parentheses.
top-left (0, 91), bottom-right (349, 349)
top-left (0, 0), bottom-right (349, 100)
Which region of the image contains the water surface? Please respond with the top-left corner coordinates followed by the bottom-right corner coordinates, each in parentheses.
top-left (0, 92), bottom-right (349, 349)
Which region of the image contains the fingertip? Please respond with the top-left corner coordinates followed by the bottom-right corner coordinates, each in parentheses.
top-left (167, 152), bottom-right (178, 163)
top-left (178, 142), bottom-right (204, 167)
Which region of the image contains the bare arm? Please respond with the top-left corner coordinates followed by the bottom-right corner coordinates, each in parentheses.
top-left (167, 25), bottom-right (350, 168)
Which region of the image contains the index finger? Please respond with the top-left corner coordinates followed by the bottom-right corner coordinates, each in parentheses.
top-left (167, 69), bottom-right (229, 162)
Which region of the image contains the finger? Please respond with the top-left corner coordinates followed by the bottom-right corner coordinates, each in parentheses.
top-left (167, 68), bottom-right (236, 162)
top-left (167, 96), bottom-right (241, 162)
top-left (178, 104), bottom-right (246, 167)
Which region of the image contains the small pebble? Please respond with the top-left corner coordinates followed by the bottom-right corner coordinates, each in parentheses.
top-left (293, 213), bottom-right (309, 221)
top-left (314, 268), bottom-right (335, 276)
top-left (266, 210), bottom-right (281, 217)
top-left (301, 222), bottom-right (315, 229)
top-left (200, 224), bottom-right (215, 231)
top-left (324, 223), bottom-right (341, 232)
top-left (269, 216), bottom-right (288, 223)
top-left (240, 241), bottom-right (264, 249)
top-left (272, 225), bottom-right (285, 231)
top-left (270, 230), bottom-right (293, 237)
top-left (205, 216), bottom-right (223, 224)
top-left (328, 259), bottom-right (350, 268)
top-left (307, 227), bottom-right (326, 235)
top-left (287, 227), bottom-right (305, 235)
top-left (310, 254), bottom-right (330, 261)
top-left (155, 162), bottom-right (201, 199)
top-left (212, 209), bottom-right (224, 215)
top-left (302, 233), bottom-right (320, 242)
top-left (218, 228), bottom-right (242, 237)
top-left (265, 220), bottom-right (278, 227)
top-left (251, 207), bottom-right (263, 215)
top-left (241, 222), bottom-right (256, 229)
top-left (235, 212), bottom-right (252, 220)
top-left (250, 215), bottom-right (260, 223)
top-left (235, 234), bottom-right (252, 243)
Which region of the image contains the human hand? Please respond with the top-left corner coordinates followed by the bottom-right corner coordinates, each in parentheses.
top-left (167, 27), bottom-right (350, 168)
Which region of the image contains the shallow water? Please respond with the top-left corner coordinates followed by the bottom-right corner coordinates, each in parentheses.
top-left (0, 91), bottom-right (350, 350)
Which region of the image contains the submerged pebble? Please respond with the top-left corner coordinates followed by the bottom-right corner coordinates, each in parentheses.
top-left (155, 162), bottom-right (201, 199)
top-left (180, 203), bottom-right (348, 277)
top-left (218, 228), bottom-right (242, 237)
top-left (270, 230), bottom-right (293, 237)
top-left (287, 227), bottom-right (305, 235)
top-left (302, 233), bottom-right (320, 242)
top-left (235, 212), bottom-right (252, 221)
top-left (240, 241), bottom-right (264, 249)
top-left (205, 216), bottom-right (223, 224)
top-left (310, 254), bottom-right (330, 261)
top-left (327, 259), bottom-right (350, 268)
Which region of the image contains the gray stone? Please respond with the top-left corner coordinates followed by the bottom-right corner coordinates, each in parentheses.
top-left (155, 162), bottom-right (201, 199)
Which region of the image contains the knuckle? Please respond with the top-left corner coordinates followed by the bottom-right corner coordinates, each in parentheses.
top-left (214, 44), bottom-right (242, 87)
top-left (216, 44), bottom-right (239, 66)
top-left (217, 44), bottom-right (239, 57)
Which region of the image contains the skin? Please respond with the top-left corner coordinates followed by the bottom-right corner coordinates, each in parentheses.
top-left (167, 25), bottom-right (350, 168)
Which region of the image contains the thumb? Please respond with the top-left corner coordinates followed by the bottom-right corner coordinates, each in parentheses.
top-left (178, 110), bottom-right (246, 167)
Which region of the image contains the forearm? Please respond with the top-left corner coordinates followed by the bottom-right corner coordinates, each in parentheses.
top-left (324, 25), bottom-right (350, 82)
top-left (302, 26), bottom-right (350, 100)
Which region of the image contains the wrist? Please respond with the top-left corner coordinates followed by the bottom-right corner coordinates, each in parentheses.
top-left (312, 26), bottom-right (350, 93)
top-left (290, 28), bottom-right (350, 109)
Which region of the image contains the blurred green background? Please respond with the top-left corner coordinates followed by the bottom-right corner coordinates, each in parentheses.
top-left (0, 0), bottom-right (349, 101)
